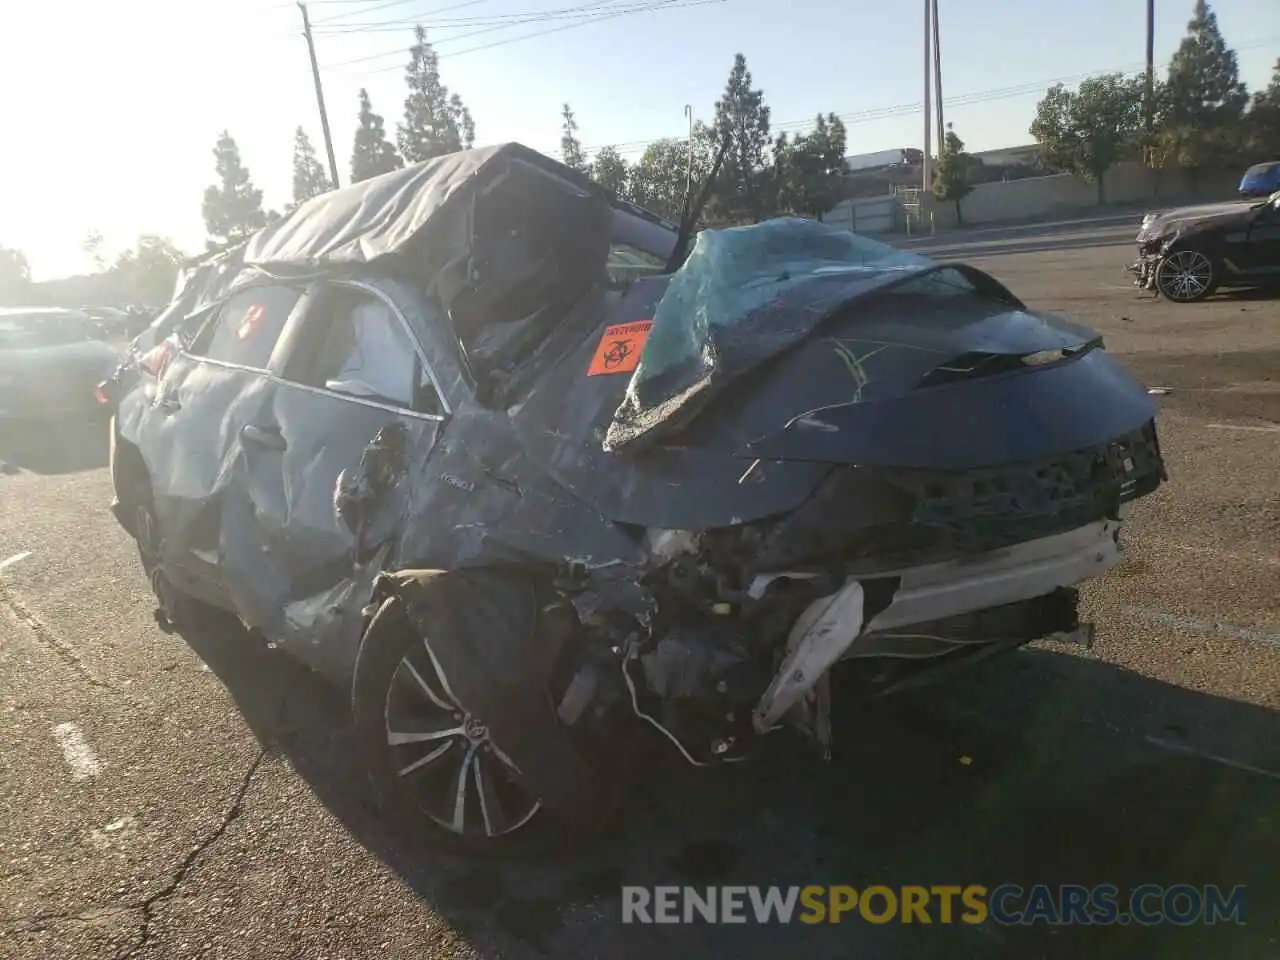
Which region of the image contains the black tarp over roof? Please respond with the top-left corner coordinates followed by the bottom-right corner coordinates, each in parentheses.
top-left (241, 142), bottom-right (602, 268)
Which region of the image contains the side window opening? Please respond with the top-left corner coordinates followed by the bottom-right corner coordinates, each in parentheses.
top-left (189, 285), bottom-right (302, 369)
top-left (286, 286), bottom-right (444, 416)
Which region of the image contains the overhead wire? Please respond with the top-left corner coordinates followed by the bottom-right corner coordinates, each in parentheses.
top-left (313, 0), bottom-right (632, 31)
top-left (320, 0), bottom-right (650, 67)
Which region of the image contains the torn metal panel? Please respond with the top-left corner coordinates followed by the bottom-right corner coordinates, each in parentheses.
top-left (753, 579), bottom-right (865, 733)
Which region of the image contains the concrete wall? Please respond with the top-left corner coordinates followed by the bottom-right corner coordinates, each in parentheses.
top-left (921, 162), bottom-right (1241, 230)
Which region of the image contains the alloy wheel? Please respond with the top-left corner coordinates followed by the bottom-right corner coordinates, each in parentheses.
top-left (383, 637), bottom-right (541, 839)
top-left (1157, 250), bottom-right (1214, 302)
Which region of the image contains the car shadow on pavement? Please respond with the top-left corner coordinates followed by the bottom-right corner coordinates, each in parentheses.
top-left (178, 611), bottom-right (1280, 960)
top-left (0, 419), bottom-right (110, 475)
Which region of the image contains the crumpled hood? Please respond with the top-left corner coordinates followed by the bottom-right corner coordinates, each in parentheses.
top-left (510, 220), bottom-right (1154, 528)
top-left (603, 218), bottom-right (1026, 453)
top-left (1136, 199), bottom-right (1259, 243)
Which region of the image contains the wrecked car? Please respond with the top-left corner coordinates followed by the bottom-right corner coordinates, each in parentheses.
top-left (104, 142), bottom-right (1166, 854)
top-left (1128, 189), bottom-right (1280, 302)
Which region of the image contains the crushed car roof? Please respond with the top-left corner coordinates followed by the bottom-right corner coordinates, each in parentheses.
top-left (242, 142), bottom-right (601, 268)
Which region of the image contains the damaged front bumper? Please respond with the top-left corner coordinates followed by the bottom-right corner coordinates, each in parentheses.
top-left (1128, 244), bottom-right (1164, 290)
top-left (751, 517), bottom-right (1119, 745)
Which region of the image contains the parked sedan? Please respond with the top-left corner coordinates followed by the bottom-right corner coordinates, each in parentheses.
top-left (105, 143), bottom-right (1166, 856)
top-left (1128, 190), bottom-right (1280, 302)
top-left (0, 308), bottom-right (120, 423)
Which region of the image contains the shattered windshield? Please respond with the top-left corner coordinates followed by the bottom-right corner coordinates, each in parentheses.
top-left (604, 218), bottom-right (938, 452)
top-left (630, 218), bottom-right (929, 388)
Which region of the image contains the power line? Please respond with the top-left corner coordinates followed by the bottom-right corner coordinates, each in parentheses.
top-left (314, 0), bottom-right (628, 31)
top-left (311, 0), bottom-right (492, 27)
top-left (577, 34), bottom-right (1280, 160)
top-left (326, 0), bottom-right (716, 74)
top-left (320, 0), bottom-right (638, 67)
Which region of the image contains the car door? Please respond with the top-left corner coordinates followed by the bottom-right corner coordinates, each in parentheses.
top-left (132, 282), bottom-right (305, 607)
top-left (223, 279), bottom-right (448, 673)
top-left (1242, 198), bottom-right (1280, 277)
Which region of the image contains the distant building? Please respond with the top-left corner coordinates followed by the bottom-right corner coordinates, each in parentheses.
top-left (841, 148), bottom-right (924, 175)
top-left (971, 143), bottom-right (1041, 169)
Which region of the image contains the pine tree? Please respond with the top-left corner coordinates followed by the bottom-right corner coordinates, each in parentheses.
top-left (351, 88), bottom-right (403, 183)
top-left (201, 131), bottom-right (267, 248)
top-left (450, 93), bottom-right (475, 150)
top-left (398, 25), bottom-right (474, 163)
top-left (290, 127), bottom-right (331, 208)
top-left (560, 103), bottom-right (586, 172)
top-left (1164, 0), bottom-right (1249, 128)
top-left (713, 53), bottom-right (772, 222)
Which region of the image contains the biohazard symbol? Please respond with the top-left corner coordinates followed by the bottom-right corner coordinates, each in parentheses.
top-left (602, 339), bottom-right (633, 369)
top-left (587, 320), bottom-right (653, 376)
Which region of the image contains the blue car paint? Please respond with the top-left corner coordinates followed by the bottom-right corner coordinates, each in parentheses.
top-left (1239, 161), bottom-right (1280, 198)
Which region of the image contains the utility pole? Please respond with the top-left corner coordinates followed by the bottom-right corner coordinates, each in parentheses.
top-left (922, 0), bottom-right (932, 192)
top-left (1143, 0), bottom-right (1156, 160)
top-left (299, 2), bottom-right (341, 189)
top-left (932, 0), bottom-right (944, 152)
top-left (684, 104), bottom-right (695, 208)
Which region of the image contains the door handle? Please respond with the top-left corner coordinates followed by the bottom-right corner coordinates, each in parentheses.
top-left (156, 395), bottom-right (181, 413)
top-left (241, 423), bottom-right (286, 450)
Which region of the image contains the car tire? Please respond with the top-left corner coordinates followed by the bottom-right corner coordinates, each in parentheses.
top-left (351, 570), bottom-right (617, 858)
top-left (133, 498), bottom-right (211, 634)
top-left (1154, 248), bottom-right (1218, 303)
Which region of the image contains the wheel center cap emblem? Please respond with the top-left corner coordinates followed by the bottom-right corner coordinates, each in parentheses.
top-left (463, 716), bottom-right (488, 741)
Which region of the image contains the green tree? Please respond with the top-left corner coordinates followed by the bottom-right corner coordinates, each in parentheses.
top-left (351, 88), bottom-right (403, 183)
top-left (1245, 59), bottom-right (1280, 159)
top-left (1159, 0), bottom-right (1249, 178)
top-left (201, 131), bottom-right (267, 249)
top-left (777, 113), bottom-right (848, 221)
top-left (630, 123), bottom-right (718, 222)
top-left (290, 127), bottom-right (331, 209)
top-left (932, 123), bottom-right (975, 223)
top-left (112, 236), bottom-right (187, 306)
top-left (1030, 75), bottom-right (1143, 203)
top-left (0, 245), bottom-right (31, 299)
top-left (560, 103), bottom-right (586, 172)
top-left (589, 146), bottom-right (630, 198)
top-left (1164, 0), bottom-right (1248, 128)
top-left (713, 53), bottom-right (772, 222)
top-left (398, 25), bottom-right (473, 163)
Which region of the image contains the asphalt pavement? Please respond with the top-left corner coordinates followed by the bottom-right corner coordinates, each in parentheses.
top-left (1, 225), bottom-right (1277, 959)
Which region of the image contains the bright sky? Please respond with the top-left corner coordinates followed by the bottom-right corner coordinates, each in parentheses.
top-left (1, 0), bottom-right (1276, 279)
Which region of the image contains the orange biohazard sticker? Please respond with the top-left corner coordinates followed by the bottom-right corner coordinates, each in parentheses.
top-left (236, 304), bottom-right (266, 340)
top-left (587, 320), bottom-right (653, 376)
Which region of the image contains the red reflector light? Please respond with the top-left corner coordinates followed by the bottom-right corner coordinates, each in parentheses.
top-left (94, 383), bottom-right (110, 405)
top-left (141, 339), bottom-right (178, 377)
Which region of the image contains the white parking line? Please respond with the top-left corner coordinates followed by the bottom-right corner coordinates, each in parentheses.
top-left (1207, 423), bottom-right (1280, 434)
top-left (1117, 604), bottom-right (1280, 648)
top-left (1145, 736), bottom-right (1280, 782)
top-left (0, 551), bottom-right (32, 573)
top-left (51, 722), bottom-right (104, 781)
